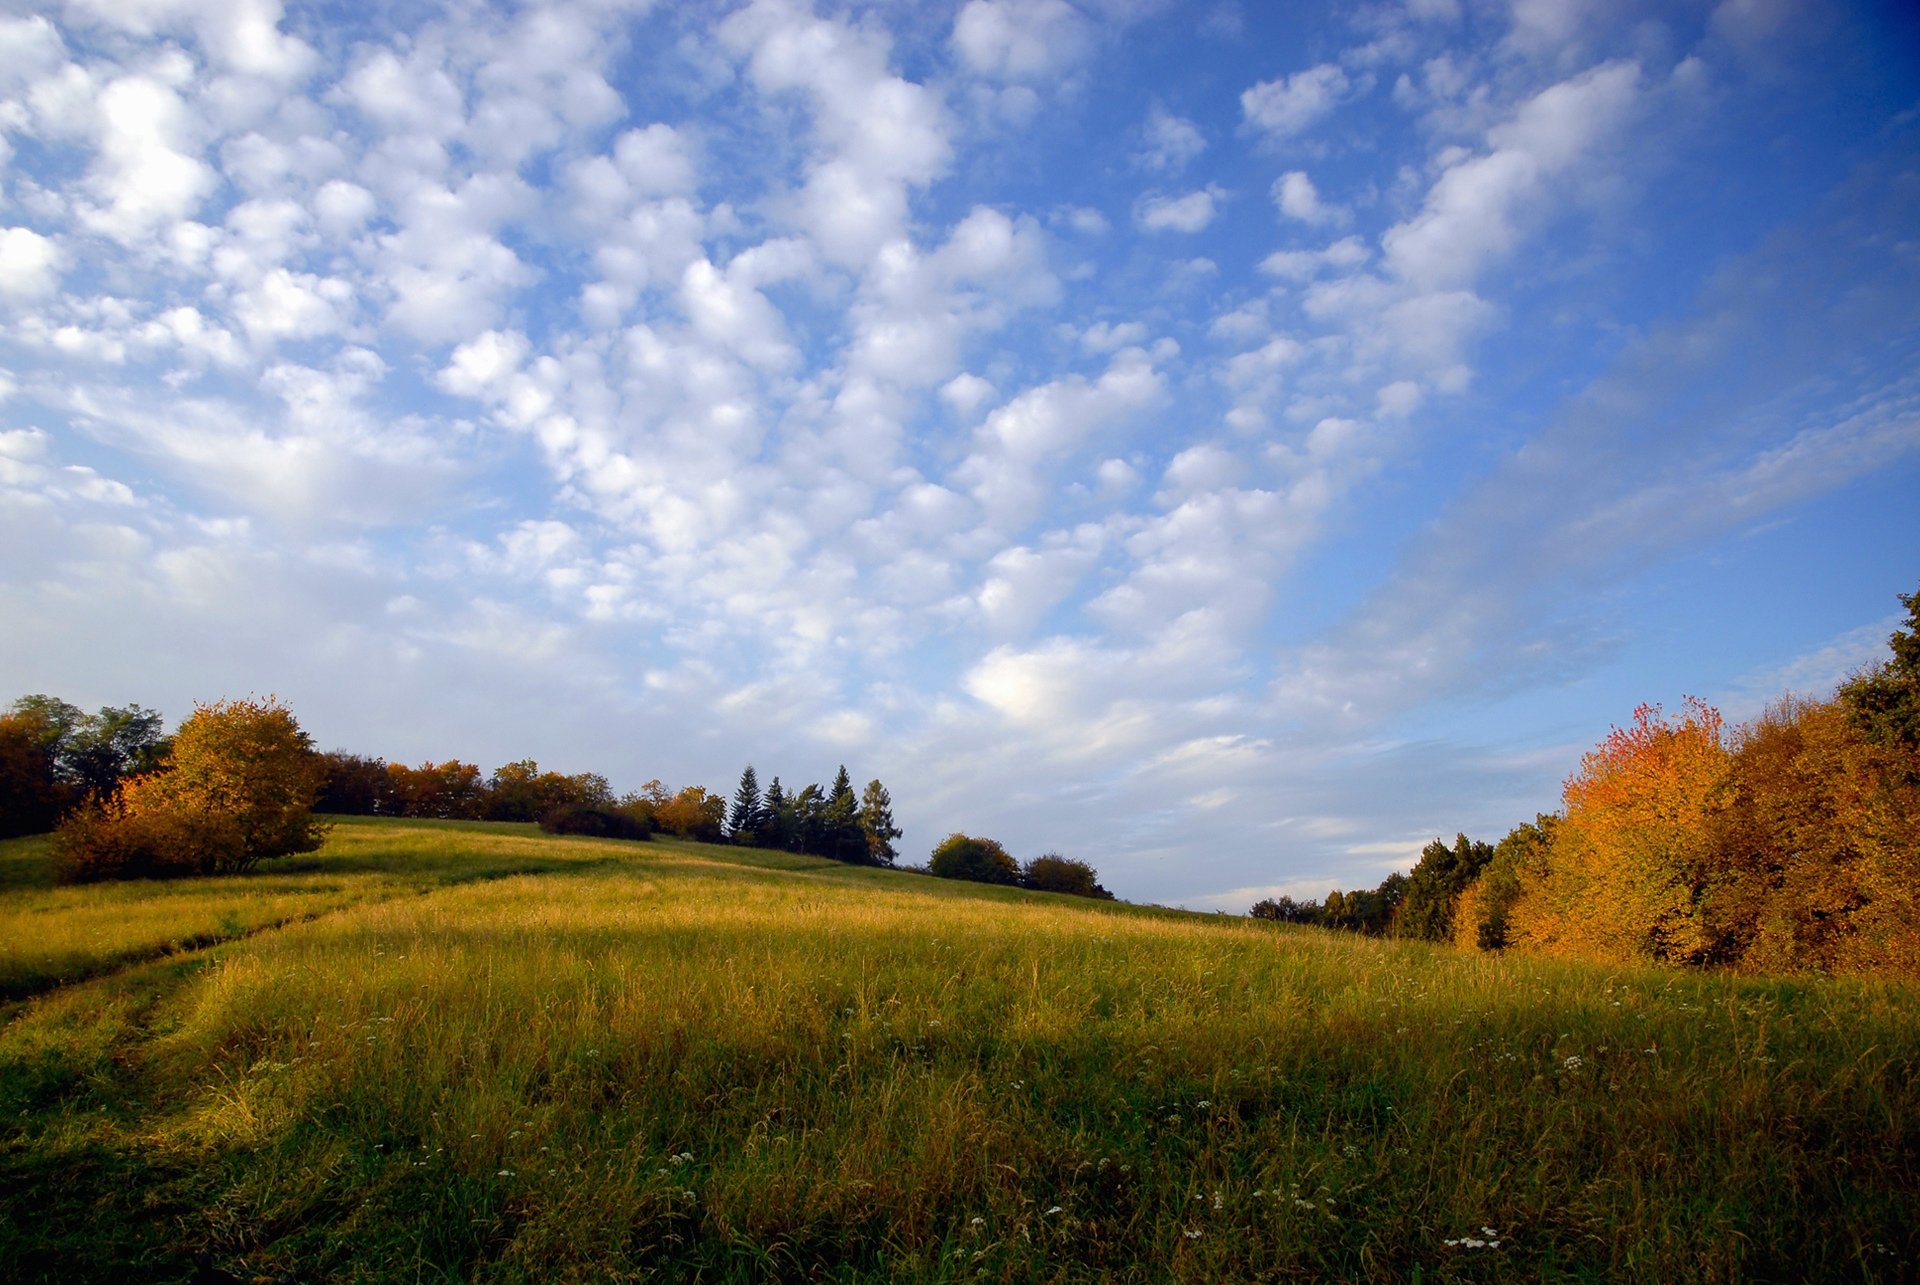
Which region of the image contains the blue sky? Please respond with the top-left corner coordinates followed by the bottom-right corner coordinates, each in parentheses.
top-left (1, 0), bottom-right (1916, 907)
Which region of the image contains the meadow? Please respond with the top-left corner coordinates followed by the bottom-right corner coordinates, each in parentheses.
top-left (1, 819), bottom-right (1915, 1283)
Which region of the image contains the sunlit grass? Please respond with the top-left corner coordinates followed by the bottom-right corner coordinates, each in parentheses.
top-left (2, 820), bottom-right (1915, 1282)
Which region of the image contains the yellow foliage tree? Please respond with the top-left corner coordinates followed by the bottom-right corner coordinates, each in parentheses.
top-left (55, 696), bottom-right (327, 881)
top-left (1507, 699), bottom-right (1730, 965)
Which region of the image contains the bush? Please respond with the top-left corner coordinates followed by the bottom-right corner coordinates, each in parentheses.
top-left (539, 804), bottom-right (654, 841)
top-left (1021, 852), bottom-right (1115, 899)
top-left (53, 696), bottom-right (327, 882)
top-left (928, 832), bottom-right (1019, 886)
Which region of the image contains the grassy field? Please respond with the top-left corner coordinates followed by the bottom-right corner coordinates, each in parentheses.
top-left (1, 819), bottom-right (1915, 1283)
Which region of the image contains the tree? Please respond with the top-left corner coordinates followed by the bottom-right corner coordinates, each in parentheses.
top-left (728, 765), bottom-right (764, 844)
top-left (1454, 816), bottom-right (1557, 951)
top-left (1021, 852), bottom-right (1114, 899)
top-left (791, 783), bottom-right (826, 853)
top-left (761, 776), bottom-right (794, 851)
top-left (1838, 581), bottom-right (1920, 758)
top-left (857, 778), bottom-right (901, 865)
top-left (54, 696), bottom-right (328, 881)
top-left (316, 751), bottom-right (388, 815)
top-left (927, 832), bottom-right (1019, 885)
top-left (823, 766), bottom-right (862, 862)
top-left (5, 695), bottom-right (168, 814)
top-left (1396, 833), bottom-right (1494, 942)
top-left (0, 709), bottom-right (71, 838)
top-left (1508, 699), bottom-right (1731, 966)
top-left (654, 785), bottom-right (727, 842)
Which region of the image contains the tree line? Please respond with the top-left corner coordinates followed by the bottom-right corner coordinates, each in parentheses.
top-left (1, 694), bottom-right (1118, 899)
top-left (1254, 582), bottom-right (1920, 979)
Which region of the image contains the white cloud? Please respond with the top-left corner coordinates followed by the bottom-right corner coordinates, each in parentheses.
top-left (1272, 170), bottom-right (1344, 225)
top-left (1241, 63), bottom-right (1350, 138)
top-left (0, 227), bottom-right (64, 298)
top-left (79, 74), bottom-right (218, 243)
top-left (1383, 60), bottom-right (1642, 288)
top-left (1136, 187), bottom-right (1222, 233)
top-left (952, 0), bottom-right (1094, 82)
top-left (1138, 106), bottom-right (1206, 172)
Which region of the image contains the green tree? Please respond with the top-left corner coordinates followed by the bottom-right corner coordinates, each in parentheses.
top-left (1396, 833), bottom-right (1495, 942)
top-left (761, 776), bottom-right (794, 851)
top-left (928, 832), bottom-right (1019, 885)
top-left (1021, 852), bottom-right (1113, 899)
top-left (857, 778), bottom-right (901, 865)
top-left (823, 765), bottom-right (862, 862)
top-left (1839, 581), bottom-right (1920, 768)
top-left (728, 765), bottom-right (764, 844)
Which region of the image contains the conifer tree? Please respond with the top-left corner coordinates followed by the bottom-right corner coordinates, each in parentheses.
top-left (824, 765), bottom-right (861, 862)
top-left (858, 778), bottom-right (901, 865)
top-left (728, 764), bottom-right (763, 843)
top-left (762, 776), bottom-right (792, 850)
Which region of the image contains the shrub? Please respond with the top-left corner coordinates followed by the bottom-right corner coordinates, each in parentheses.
top-left (53, 696), bottom-right (327, 882)
top-left (539, 804), bottom-right (654, 841)
top-left (1021, 852), bottom-right (1115, 899)
top-left (928, 832), bottom-right (1019, 886)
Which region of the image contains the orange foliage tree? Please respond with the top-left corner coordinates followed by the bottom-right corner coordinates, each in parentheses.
top-left (1508, 698), bottom-right (1731, 965)
top-left (54, 696), bottom-right (327, 881)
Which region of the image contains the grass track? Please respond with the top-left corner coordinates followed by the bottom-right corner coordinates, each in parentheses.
top-left (1, 818), bottom-right (1916, 1283)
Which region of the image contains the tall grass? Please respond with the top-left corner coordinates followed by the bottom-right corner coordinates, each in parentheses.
top-left (1, 820), bottom-right (1915, 1282)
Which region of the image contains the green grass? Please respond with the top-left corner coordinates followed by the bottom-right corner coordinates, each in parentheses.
top-left (1, 819), bottom-right (1915, 1283)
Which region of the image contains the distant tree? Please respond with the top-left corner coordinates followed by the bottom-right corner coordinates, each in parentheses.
top-left (539, 804), bottom-right (653, 841)
top-left (761, 776), bottom-right (795, 851)
top-left (655, 785), bottom-right (727, 842)
top-left (486, 760), bottom-right (599, 822)
top-left (386, 760), bottom-right (487, 819)
top-left (823, 766), bottom-right (863, 861)
top-left (54, 696), bottom-right (327, 881)
top-left (858, 778), bottom-right (901, 865)
top-left (728, 765), bottom-right (764, 844)
top-left (60, 704), bottom-right (168, 800)
top-left (1396, 833), bottom-right (1495, 942)
top-left (791, 783), bottom-right (826, 854)
top-left (1454, 816), bottom-right (1557, 951)
top-left (928, 832), bottom-right (1019, 886)
top-left (316, 751), bottom-right (388, 815)
top-left (1021, 852), bottom-right (1114, 899)
top-left (0, 709), bottom-right (71, 838)
top-left (6, 695), bottom-right (168, 809)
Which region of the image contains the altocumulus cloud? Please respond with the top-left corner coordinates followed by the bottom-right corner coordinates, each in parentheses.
top-left (1, 0), bottom-right (1916, 906)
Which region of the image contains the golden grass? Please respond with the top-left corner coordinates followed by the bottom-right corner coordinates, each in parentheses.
top-left (2, 819), bottom-right (1916, 1282)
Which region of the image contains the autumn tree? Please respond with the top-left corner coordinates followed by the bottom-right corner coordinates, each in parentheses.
top-left (857, 778), bottom-right (901, 865)
top-left (928, 832), bottom-right (1019, 885)
top-left (0, 709), bottom-right (70, 838)
top-left (1506, 699), bottom-right (1731, 965)
top-left (654, 785), bottom-right (727, 841)
top-left (316, 751), bottom-right (388, 815)
top-left (54, 696), bottom-right (327, 881)
top-left (1453, 816), bottom-right (1557, 951)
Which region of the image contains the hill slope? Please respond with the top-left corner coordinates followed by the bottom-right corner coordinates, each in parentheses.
top-left (2, 818), bottom-right (1916, 1282)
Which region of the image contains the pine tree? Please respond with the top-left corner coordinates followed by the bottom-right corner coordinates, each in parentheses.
top-left (858, 778), bottom-right (901, 865)
top-left (824, 765), bottom-right (861, 862)
top-left (762, 776), bottom-right (792, 850)
top-left (728, 764), bottom-right (763, 844)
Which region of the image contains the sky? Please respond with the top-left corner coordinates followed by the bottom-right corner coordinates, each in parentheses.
top-left (1, 0), bottom-right (1917, 909)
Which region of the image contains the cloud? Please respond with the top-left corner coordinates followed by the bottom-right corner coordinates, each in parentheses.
top-left (1272, 170), bottom-right (1345, 225)
top-left (1383, 60), bottom-right (1642, 288)
top-left (1136, 187), bottom-right (1223, 233)
top-left (1137, 105), bottom-right (1206, 172)
top-left (952, 0), bottom-right (1095, 82)
top-left (1241, 63), bottom-right (1350, 138)
top-left (0, 227), bottom-right (65, 298)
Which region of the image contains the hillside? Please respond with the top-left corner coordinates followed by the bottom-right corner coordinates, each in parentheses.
top-left (2, 818), bottom-right (1916, 1283)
